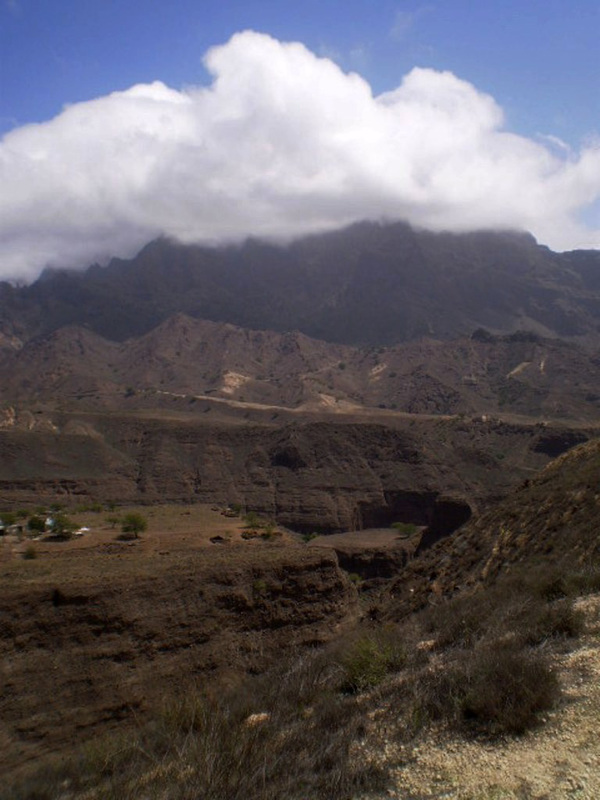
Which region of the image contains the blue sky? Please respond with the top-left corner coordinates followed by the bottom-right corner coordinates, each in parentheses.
top-left (1, 1), bottom-right (599, 281)
top-left (2, 0), bottom-right (597, 144)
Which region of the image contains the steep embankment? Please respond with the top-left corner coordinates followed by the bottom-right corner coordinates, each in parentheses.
top-left (386, 437), bottom-right (600, 617)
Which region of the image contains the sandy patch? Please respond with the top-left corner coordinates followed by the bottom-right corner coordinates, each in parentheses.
top-left (221, 371), bottom-right (251, 395)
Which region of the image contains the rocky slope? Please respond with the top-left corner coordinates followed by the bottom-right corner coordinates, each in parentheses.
top-left (385, 436), bottom-right (600, 618)
top-left (2, 314), bottom-right (600, 420)
top-left (0, 406), bottom-right (591, 533)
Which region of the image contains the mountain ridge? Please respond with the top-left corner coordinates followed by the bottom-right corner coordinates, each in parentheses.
top-left (2, 220), bottom-right (600, 346)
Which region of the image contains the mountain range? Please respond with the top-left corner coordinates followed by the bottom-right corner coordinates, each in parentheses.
top-left (2, 221), bottom-right (600, 346)
top-left (1, 220), bottom-right (599, 530)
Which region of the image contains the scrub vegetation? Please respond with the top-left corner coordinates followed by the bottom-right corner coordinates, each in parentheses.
top-left (6, 559), bottom-right (597, 800)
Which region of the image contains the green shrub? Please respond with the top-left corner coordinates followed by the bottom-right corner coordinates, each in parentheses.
top-left (243, 511), bottom-right (261, 529)
top-left (50, 513), bottom-right (78, 539)
top-left (410, 643), bottom-right (559, 736)
top-left (23, 545), bottom-right (37, 560)
top-left (510, 565), bottom-right (570, 601)
top-left (391, 521), bottom-right (417, 536)
top-left (564, 564), bottom-right (600, 596)
top-left (460, 645), bottom-right (559, 735)
top-left (514, 598), bottom-right (585, 645)
top-left (340, 631), bottom-right (405, 693)
top-left (423, 567), bottom-right (587, 653)
top-left (422, 592), bottom-right (495, 650)
top-left (260, 522), bottom-right (279, 540)
top-left (120, 513), bottom-right (147, 539)
top-left (508, 562), bottom-right (600, 600)
top-left (252, 579), bottom-right (268, 596)
top-left (1, 511), bottom-right (16, 526)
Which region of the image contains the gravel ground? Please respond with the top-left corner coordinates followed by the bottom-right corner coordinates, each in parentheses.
top-left (357, 595), bottom-right (600, 800)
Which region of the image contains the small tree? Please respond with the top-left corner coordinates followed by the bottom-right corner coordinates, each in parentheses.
top-left (121, 513), bottom-right (147, 539)
top-left (27, 515), bottom-right (46, 534)
top-left (105, 514), bottom-right (121, 530)
top-left (51, 513), bottom-right (77, 540)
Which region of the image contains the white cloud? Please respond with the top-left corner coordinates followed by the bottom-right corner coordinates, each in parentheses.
top-left (1, 30), bottom-right (600, 282)
top-left (537, 133), bottom-right (572, 155)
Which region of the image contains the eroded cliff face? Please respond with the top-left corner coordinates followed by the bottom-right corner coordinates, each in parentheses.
top-left (0, 410), bottom-right (585, 533)
top-left (0, 546), bottom-right (357, 776)
top-left (383, 437), bottom-right (600, 621)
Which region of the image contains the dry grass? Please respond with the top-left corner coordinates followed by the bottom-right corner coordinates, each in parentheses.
top-left (4, 654), bottom-right (387, 800)
top-left (8, 559), bottom-right (590, 799)
top-left (404, 643), bottom-right (559, 737)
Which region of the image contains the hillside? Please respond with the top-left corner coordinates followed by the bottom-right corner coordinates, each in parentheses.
top-left (2, 314), bottom-right (600, 422)
top-left (0, 525), bottom-right (358, 781)
top-left (385, 437), bottom-right (600, 618)
top-left (2, 220), bottom-right (600, 797)
top-left (1, 401), bottom-right (595, 534)
top-left (3, 440), bottom-right (600, 798)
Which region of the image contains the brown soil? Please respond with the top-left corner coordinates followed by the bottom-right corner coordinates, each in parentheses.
top-left (1, 504), bottom-right (296, 565)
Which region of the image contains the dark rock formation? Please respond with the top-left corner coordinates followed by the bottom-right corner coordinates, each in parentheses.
top-left (415, 495), bottom-right (473, 554)
top-left (531, 430), bottom-right (589, 458)
top-left (3, 221), bottom-right (600, 347)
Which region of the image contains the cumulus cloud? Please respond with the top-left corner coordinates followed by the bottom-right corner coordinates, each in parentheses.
top-left (1, 30), bottom-right (600, 282)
